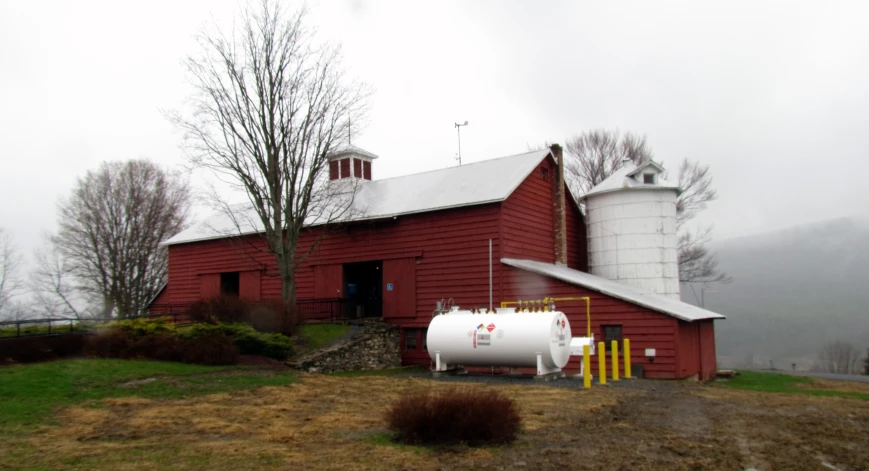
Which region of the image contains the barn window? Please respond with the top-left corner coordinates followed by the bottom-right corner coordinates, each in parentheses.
top-left (422, 328), bottom-right (428, 350)
top-left (541, 167), bottom-right (549, 181)
top-left (220, 272), bottom-right (240, 297)
top-left (602, 325), bottom-right (623, 345)
top-left (643, 173), bottom-right (655, 184)
top-left (405, 329), bottom-right (418, 350)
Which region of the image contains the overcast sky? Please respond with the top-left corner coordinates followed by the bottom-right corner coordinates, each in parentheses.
top-left (2, 0), bottom-right (868, 263)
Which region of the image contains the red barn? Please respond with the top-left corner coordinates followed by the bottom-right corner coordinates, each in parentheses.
top-left (152, 145), bottom-right (723, 380)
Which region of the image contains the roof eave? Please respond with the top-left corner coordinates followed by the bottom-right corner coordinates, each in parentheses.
top-left (501, 258), bottom-right (725, 322)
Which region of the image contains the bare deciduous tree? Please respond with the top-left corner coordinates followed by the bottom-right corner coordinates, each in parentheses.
top-left (812, 341), bottom-right (861, 374)
top-left (864, 348), bottom-right (869, 376)
top-left (678, 227), bottom-right (730, 283)
top-left (31, 245), bottom-right (91, 319)
top-left (172, 1), bottom-right (370, 328)
top-left (0, 228), bottom-right (23, 314)
top-left (563, 129), bottom-right (727, 284)
top-left (564, 130), bottom-right (653, 196)
top-left (50, 160), bottom-right (190, 318)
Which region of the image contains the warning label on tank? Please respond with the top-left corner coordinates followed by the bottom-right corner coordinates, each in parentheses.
top-left (486, 323), bottom-right (496, 332)
top-left (477, 334), bottom-right (491, 346)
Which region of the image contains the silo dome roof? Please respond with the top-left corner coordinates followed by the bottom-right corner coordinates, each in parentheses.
top-left (578, 160), bottom-right (681, 201)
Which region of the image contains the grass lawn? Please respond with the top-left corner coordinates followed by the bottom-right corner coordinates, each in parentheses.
top-left (0, 358), bottom-right (295, 429)
top-left (721, 371), bottom-right (869, 400)
top-left (328, 365), bottom-right (428, 378)
top-left (298, 323), bottom-right (351, 351)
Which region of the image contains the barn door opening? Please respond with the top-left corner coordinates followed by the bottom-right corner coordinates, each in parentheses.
top-left (343, 260), bottom-right (382, 318)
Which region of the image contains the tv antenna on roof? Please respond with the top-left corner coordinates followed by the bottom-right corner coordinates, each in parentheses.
top-left (454, 121), bottom-right (468, 165)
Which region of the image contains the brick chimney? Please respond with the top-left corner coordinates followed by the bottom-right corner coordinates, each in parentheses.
top-left (551, 144), bottom-right (568, 265)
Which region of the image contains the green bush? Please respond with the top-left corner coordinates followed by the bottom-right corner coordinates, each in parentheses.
top-left (107, 317), bottom-right (176, 337)
top-left (184, 323), bottom-right (293, 360)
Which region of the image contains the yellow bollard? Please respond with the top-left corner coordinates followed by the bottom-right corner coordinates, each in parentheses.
top-left (583, 344), bottom-right (591, 389)
top-left (597, 341), bottom-right (606, 385)
top-left (611, 340), bottom-right (619, 381)
top-left (624, 338), bottom-right (632, 379)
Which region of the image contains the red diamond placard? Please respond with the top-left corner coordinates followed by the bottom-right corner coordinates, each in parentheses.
top-left (561, 319), bottom-right (566, 329)
top-left (486, 323), bottom-right (496, 332)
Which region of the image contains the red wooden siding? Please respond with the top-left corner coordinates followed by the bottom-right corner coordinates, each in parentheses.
top-left (564, 187), bottom-right (587, 271)
top-left (363, 161), bottom-right (371, 180)
top-left (158, 203), bottom-right (502, 328)
top-left (500, 156), bottom-right (587, 271)
top-left (699, 320), bottom-right (717, 380)
top-left (676, 321), bottom-right (700, 378)
top-left (314, 264), bottom-right (343, 298)
top-left (199, 273), bottom-right (220, 298)
top-left (675, 320), bottom-right (718, 381)
top-left (382, 258), bottom-right (416, 319)
top-left (501, 266), bottom-right (683, 379)
top-left (501, 158), bottom-right (556, 263)
top-left (239, 270), bottom-right (261, 301)
top-left (353, 158), bottom-right (362, 178)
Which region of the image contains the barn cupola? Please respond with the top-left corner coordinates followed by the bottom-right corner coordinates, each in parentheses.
top-left (327, 145), bottom-right (378, 181)
top-left (579, 160), bottom-right (683, 300)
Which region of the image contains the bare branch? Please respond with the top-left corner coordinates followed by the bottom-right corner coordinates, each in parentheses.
top-left (675, 158), bottom-right (718, 229)
top-left (564, 130), bottom-right (653, 196)
top-left (171, 0), bottom-right (371, 320)
top-left (812, 341), bottom-right (861, 374)
top-left (677, 226), bottom-right (732, 284)
top-left (50, 160), bottom-right (191, 318)
top-left (0, 228), bottom-right (24, 314)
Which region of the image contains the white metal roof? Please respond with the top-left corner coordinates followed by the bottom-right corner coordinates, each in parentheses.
top-left (328, 145), bottom-right (379, 160)
top-left (579, 160), bottom-right (680, 201)
top-left (164, 149), bottom-right (551, 246)
top-left (501, 258), bottom-right (725, 322)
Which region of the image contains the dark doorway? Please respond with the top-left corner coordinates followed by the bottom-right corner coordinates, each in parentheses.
top-left (220, 272), bottom-right (240, 297)
top-left (343, 260), bottom-right (382, 318)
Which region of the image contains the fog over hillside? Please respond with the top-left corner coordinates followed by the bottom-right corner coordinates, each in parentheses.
top-left (682, 217), bottom-right (869, 370)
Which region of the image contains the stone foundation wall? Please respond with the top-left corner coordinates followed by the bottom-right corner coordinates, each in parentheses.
top-left (293, 321), bottom-right (401, 374)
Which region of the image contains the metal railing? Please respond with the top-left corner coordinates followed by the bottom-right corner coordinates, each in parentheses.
top-left (0, 311), bottom-right (197, 339)
top-left (0, 318), bottom-right (86, 338)
top-left (2, 297), bottom-right (370, 339)
top-left (297, 298), bottom-right (353, 323)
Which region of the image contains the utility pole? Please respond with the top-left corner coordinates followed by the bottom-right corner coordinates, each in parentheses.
top-left (454, 121), bottom-right (468, 165)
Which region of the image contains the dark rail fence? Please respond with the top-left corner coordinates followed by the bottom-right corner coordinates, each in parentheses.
top-left (2, 297), bottom-right (361, 340)
top-left (0, 310), bottom-right (196, 340)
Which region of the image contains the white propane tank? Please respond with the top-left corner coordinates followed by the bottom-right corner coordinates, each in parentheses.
top-left (427, 308), bottom-right (572, 376)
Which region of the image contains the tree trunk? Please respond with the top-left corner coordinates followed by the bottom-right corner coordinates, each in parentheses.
top-left (280, 262), bottom-right (297, 336)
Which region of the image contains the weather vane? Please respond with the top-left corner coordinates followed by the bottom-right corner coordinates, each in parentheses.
top-left (454, 121), bottom-right (468, 165)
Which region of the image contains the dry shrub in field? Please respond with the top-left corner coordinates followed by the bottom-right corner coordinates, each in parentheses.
top-left (187, 297), bottom-right (299, 335)
top-left (182, 332), bottom-right (239, 365)
top-left (0, 334), bottom-right (86, 363)
top-left (386, 387), bottom-right (521, 446)
top-left (126, 334), bottom-right (183, 362)
top-left (84, 328), bottom-right (133, 358)
top-left (187, 297), bottom-right (248, 324)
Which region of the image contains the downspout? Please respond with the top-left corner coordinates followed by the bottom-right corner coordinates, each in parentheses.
top-left (489, 239), bottom-right (493, 312)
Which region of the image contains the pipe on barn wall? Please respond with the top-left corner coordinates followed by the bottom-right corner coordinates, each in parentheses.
top-left (489, 239), bottom-right (493, 311)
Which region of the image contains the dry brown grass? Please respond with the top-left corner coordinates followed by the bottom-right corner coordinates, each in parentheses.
top-left (6, 375), bottom-right (623, 471)
top-left (5, 375), bottom-right (868, 470)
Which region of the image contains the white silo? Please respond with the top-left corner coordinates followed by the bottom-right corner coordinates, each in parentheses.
top-left (579, 160), bottom-right (682, 299)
